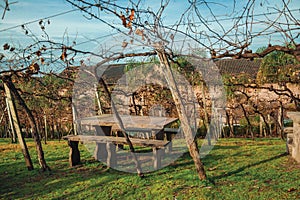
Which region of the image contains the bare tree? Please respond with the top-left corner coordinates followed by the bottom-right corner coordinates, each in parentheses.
top-left (0, 0), bottom-right (17, 20)
top-left (1, 0), bottom-right (299, 178)
top-left (60, 0), bottom-right (299, 180)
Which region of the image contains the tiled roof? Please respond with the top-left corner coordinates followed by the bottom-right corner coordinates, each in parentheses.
top-left (214, 59), bottom-right (262, 78)
top-left (61, 59), bottom-right (262, 83)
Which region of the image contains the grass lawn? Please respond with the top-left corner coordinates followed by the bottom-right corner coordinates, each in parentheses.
top-left (0, 138), bottom-right (299, 200)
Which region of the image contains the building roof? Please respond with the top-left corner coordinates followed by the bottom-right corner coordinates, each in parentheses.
top-left (61, 59), bottom-right (262, 84)
top-left (214, 59), bottom-right (261, 78)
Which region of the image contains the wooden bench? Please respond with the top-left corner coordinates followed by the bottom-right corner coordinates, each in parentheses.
top-left (63, 135), bottom-right (169, 170)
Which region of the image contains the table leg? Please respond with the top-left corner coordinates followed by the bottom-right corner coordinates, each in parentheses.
top-left (95, 143), bottom-right (107, 162)
top-left (106, 143), bottom-right (117, 167)
top-left (166, 132), bottom-right (173, 153)
top-left (68, 140), bottom-right (80, 167)
top-left (153, 147), bottom-right (164, 170)
top-left (94, 125), bottom-right (112, 161)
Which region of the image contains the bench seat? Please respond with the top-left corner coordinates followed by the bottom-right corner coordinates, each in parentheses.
top-left (63, 135), bottom-right (169, 170)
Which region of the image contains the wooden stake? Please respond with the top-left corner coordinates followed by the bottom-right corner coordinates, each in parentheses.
top-left (4, 83), bottom-right (34, 170)
top-left (156, 51), bottom-right (207, 180)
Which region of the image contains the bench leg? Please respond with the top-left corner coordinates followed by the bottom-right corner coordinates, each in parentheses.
top-left (68, 141), bottom-right (80, 167)
top-left (153, 147), bottom-right (164, 170)
top-left (106, 143), bottom-right (117, 168)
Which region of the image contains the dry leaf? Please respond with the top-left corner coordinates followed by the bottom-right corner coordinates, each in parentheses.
top-left (35, 50), bottom-right (41, 57)
top-left (122, 41), bottom-right (128, 48)
top-left (120, 14), bottom-right (127, 27)
top-left (40, 57), bottom-right (45, 64)
top-left (3, 43), bottom-right (10, 50)
top-left (170, 34), bottom-right (174, 41)
top-left (135, 28), bottom-right (145, 40)
top-left (60, 47), bottom-right (67, 61)
top-left (129, 9), bottom-right (135, 21)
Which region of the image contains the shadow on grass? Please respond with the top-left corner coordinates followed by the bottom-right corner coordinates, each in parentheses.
top-left (0, 159), bottom-right (120, 199)
top-left (212, 152), bottom-right (287, 180)
top-left (154, 145), bottom-right (241, 173)
top-left (211, 145), bottom-right (241, 150)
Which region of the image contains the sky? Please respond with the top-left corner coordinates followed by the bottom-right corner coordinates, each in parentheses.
top-left (0, 0), bottom-right (300, 62)
top-left (0, 0), bottom-right (110, 50)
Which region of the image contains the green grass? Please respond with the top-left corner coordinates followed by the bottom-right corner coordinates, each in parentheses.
top-left (0, 138), bottom-right (299, 199)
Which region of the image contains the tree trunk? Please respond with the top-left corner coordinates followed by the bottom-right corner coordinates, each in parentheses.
top-left (4, 82), bottom-right (34, 170)
top-left (156, 51), bottom-right (207, 180)
top-left (226, 110), bottom-right (234, 137)
top-left (5, 79), bottom-right (50, 171)
top-left (131, 93), bottom-right (139, 116)
top-left (259, 115), bottom-right (263, 138)
top-left (260, 113), bottom-right (271, 137)
top-left (267, 114), bottom-right (272, 136)
top-left (240, 103), bottom-right (254, 139)
top-left (278, 102), bottom-right (285, 139)
top-left (43, 115), bottom-right (47, 144)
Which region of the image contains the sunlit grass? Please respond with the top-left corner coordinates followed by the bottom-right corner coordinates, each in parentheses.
top-left (0, 138), bottom-right (299, 199)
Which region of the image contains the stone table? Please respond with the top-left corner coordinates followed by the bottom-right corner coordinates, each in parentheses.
top-left (287, 112), bottom-right (300, 163)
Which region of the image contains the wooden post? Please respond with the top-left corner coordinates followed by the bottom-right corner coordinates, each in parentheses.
top-left (95, 84), bottom-right (103, 115)
top-left (201, 81), bottom-right (211, 145)
top-left (6, 97), bottom-right (16, 143)
top-left (4, 83), bottom-right (33, 170)
top-left (72, 104), bottom-right (78, 135)
top-left (157, 51), bottom-right (206, 180)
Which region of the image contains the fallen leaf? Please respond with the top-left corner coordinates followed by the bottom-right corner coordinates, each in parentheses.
top-left (288, 188), bottom-right (296, 192)
top-left (208, 166), bottom-right (217, 171)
